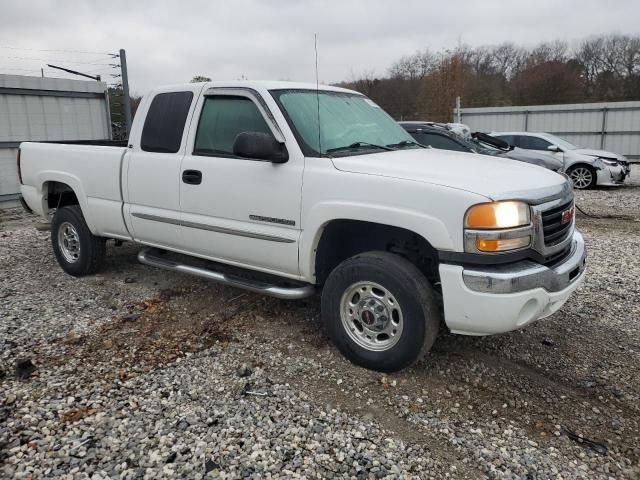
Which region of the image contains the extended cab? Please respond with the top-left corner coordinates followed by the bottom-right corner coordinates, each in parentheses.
top-left (18, 81), bottom-right (587, 372)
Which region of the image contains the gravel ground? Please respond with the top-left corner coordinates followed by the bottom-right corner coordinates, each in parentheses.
top-left (574, 164), bottom-right (640, 219)
top-left (1, 168), bottom-right (639, 479)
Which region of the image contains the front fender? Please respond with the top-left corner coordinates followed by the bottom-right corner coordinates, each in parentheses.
top-left (298, 201), bottom-right (455, 281)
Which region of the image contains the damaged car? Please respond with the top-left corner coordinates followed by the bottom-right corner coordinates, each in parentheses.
top-left (491, 132), bottom-right (631, 189)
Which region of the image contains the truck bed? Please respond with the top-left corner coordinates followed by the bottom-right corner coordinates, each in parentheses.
top-left (19, 141), bottom-right (131, 239)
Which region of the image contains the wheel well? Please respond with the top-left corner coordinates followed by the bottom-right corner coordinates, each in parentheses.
top-left (45, 182), bottom-right (79, 210)
top-left (314, 220), bottom-right (440, 286)
top-left (567, 163), bottom-right (596, 172)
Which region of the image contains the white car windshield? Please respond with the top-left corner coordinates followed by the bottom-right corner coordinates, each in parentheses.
top-left (543, 134), bottom-right (578, 150)
top-left (271, 89), bottom-right (419, 156)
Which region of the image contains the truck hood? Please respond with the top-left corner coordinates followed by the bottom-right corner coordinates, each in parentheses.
top-left (331, 148), bottom-right (568, 201)
top-left (573, 148), bottom-right (628, 162)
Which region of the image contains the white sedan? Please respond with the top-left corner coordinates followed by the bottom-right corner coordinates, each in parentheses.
top-left (491, 132), bottom-right (631, 189)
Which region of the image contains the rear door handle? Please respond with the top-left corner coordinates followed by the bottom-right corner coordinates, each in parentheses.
top-left (182, 169), bottom-right (202, 185)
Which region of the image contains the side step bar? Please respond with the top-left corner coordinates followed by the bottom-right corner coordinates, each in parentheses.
top-left (137, 247), bottom-right (314, 300)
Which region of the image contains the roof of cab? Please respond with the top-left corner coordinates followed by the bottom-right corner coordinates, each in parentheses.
top-left (150, 80), bottom-right (359, 96)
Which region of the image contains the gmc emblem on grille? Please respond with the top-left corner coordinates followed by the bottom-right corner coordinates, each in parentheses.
top-left (561, 207), bottom-right (574, 224)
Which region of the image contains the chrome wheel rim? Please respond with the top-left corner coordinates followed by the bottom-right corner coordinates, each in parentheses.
top-left (58, 222), bottom-right (81, 263)
top-left (569, 167), bottom-right (593, 189)
top-left (339, 281), bottom-right (404, 352)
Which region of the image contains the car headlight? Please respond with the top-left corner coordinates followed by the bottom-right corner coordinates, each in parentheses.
top-left (600, 158), bottom-right (618, 167)
top-left (464, 201), bottom-right (532, 253)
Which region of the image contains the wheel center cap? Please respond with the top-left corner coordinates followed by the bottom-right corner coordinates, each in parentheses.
top-left (357, 297), bottom-right (389, 331)
top-left (361, 310), bottom-right (375, 325)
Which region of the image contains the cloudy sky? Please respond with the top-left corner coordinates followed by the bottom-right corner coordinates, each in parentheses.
top-left (0, 0), bottom-right (638, 94)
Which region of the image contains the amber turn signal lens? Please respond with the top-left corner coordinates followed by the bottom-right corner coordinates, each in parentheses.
top-left (465, 204), bottom-right (496, 229)
top-left (476, 237), bottom-right (530, 252)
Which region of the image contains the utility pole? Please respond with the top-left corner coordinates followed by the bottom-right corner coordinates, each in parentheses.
top-left (455, 96), bottom-right (461, 123)
top-left (119, 49), bottom-right (132, 140)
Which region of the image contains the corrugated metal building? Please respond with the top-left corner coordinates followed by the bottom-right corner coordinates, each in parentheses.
top-left (0, 74), bottom-right (111, 206)
top-left (458, 101), bottom-right (640, 161)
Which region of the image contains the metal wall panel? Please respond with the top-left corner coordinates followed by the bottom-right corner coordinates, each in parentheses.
top-left (0, 95), bottom-right (108, 142)
top-left (0, 74), bottom-right (110, 204)
top-left (459, 101), bottom-right (640, 160)
top-left (0, 147), bottom-right (18, 202)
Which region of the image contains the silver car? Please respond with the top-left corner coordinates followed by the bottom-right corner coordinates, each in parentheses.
top-left (399, 122), bottom-right (563, 171)
top-left (491, 132), bottom-right (631, 189)
top-left (471, 133), bottom-right (563, 171)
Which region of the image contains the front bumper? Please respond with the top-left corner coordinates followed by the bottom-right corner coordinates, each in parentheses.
top-left (596, 164), bottom-right (629, 186)
top-left (439, 231), bottom-right (586, 336)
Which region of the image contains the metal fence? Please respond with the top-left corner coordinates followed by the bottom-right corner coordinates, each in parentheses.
top-left (457, 101), bottom-right (640, 161)
top-left (0, 74), bottom-right (111, 206)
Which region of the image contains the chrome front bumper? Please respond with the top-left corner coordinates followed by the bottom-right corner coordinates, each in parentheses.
top-left (462, 231), bottom-right (586, 294)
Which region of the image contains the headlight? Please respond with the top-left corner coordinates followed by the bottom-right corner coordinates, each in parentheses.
top-left (465, 201), bottom-right (530, 229)
top-left (600, 158), bottom-right (618, 166)
top-left (464, 201), bottom-right (532, 253)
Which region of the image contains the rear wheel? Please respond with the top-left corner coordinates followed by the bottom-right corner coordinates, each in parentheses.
top-left (51, 205), bottom-right (106, 277)
top-left (567, 165), bottom-right (596, 189)
top-left (321, 251), bottom-right (440, 372)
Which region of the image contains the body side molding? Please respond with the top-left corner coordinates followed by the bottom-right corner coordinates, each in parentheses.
top-left (131, 212), bottom-right (295, 243)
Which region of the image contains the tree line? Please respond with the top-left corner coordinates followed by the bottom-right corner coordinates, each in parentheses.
top-left (338, 34), bottom-right (640, 122)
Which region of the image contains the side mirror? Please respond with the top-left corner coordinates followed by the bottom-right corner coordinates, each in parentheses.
top-left (233, 132), bottom-right (289, 163)
top-left (547, 145), bottom-right (562, 153)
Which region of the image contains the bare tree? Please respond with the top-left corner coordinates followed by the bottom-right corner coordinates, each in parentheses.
top-left (512, 60), bottom-right (584, 105)
top-left (527, 40), bottom-right (569, 66)
top-left (491, 43), bottom-right (528, 80)
top-left (576, 34), bottom-right (640, 99)
top-left (388, 50), bottom-right (436, 79)
top-left (576, 36), bottom-right (605, 93)
top-left (345, 33), bottom-right (640, 120)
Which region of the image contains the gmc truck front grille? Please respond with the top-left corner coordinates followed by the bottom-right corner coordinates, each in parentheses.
top-left (541, 200), bottom-right (574, 246)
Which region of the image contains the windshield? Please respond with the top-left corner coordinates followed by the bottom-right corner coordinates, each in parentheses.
top-left (270, 89), bottom-right (417, 156)
top-left (470, 139), bottom-right (501, 155)
top-left (543, 134), bottom-right (578, 150)
top-left (450, 134), bottom-right (499, 156)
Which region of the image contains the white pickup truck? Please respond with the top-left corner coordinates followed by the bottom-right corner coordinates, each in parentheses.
top-left (18, 81), bottom-right (586, 372)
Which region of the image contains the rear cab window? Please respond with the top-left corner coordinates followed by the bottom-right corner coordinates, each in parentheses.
top-left (141, 91), bottom-right (194, 153)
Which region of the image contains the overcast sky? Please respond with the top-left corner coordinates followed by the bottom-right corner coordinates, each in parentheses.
top-left (1, 0), bottom-right (638, 94)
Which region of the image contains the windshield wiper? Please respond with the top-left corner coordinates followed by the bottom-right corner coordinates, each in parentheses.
top-left (386, 140), bottom-right (425, 149)
top-left (326, 142), bottom-right (395, 154)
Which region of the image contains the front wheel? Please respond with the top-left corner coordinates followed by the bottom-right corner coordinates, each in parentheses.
top-left (567, 165), bottom-right (596, 189)
top-left (51, 205), bottom-right (106, 277)
top-left (321, 251), bottom-right (440, 372)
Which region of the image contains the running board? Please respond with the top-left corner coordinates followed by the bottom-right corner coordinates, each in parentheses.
top-left (137, 247), bottom-right (314, 300)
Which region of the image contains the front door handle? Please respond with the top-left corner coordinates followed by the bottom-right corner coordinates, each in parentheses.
top-left (182, 169), bottom-right (202, 185)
